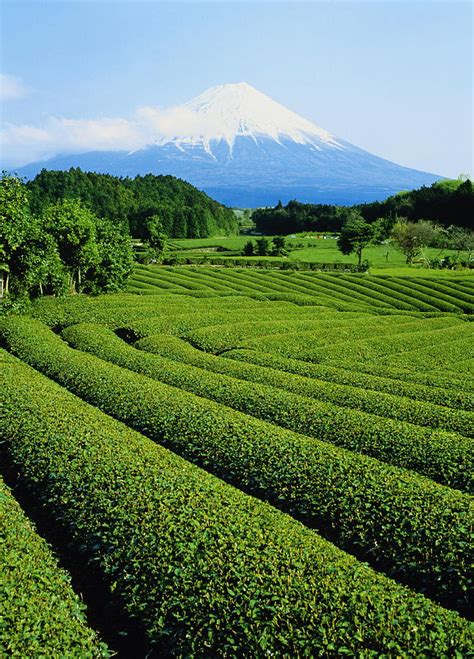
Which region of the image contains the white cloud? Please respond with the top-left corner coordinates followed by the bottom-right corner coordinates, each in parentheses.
top-left (0, 73), bottom-right (29, 101)
top-left (0, 104), bottom-right (225, 167)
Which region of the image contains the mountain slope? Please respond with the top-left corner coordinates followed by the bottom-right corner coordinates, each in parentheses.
top-left (17, 83), bottom-right (442, 206)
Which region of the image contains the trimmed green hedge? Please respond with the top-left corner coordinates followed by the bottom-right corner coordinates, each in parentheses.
top-left (239, 319), bottom-right (468, 363)
top-left (183, 314), bottom-right (457, 354)
top-left (0, 477), bottom-right (108, 657)
top-left (62, 323), bottom-right (474, 488)
top-left (133, 333), bottom-right (473, 435)
top-left (1, 349), bottom-right (473, 655)
top-left (224, 347), bottom-right (474, 411)
top-left (1, 317), bottom-right (472, 611)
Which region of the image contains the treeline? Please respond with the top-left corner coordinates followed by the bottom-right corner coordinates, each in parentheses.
top-left (253, 179), bottom-right (473, 235)
top-left (27, 168), bottom-right (238, 239)
top-left (1, 175), bottom-right (134, 300)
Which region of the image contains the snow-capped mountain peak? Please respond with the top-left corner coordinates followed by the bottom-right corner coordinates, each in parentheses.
top-left (159, 82), bottom-right (343, 152)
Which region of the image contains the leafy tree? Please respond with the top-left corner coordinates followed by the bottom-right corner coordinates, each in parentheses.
top-left (256, 237), bottom-right (270, 256)
top-left (9, 221), bottom-right (68, 298)
top-left (143, 214), bottom-right (167, 253)
top-left (243, 240), bottom-right (255, 256)
top-left (390, 219), bottom-right (438, 264)
top-left (42, 198), bottom-right (99, 293)
top-left (27, 168), bottom-right (238, 239)
top-left (85, 218), bottom-right (134, 294)
top-left (0, 173), bottom-right (33, 296)
top-left (447, 226), bottom-right (474, 261)
top-left (337, 212), bottom-right (375, 266)
top-left (271, 235), bottom-right (287, 256)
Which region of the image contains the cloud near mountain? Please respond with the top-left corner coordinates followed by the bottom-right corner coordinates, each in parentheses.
top-left (2, 107), bottom-right (204, 167)
top-left (7, 83), bottom-right (442, 206)
top-left (3, 96), bottom-right (270, 168)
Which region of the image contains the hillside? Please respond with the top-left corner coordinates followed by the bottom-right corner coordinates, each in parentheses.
top-left (27, 168), bottom-right (238, 239)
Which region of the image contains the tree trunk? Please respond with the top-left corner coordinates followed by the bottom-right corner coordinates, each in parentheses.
top-left (5, 272), bottom-right (9, 295)
top-left (39, 281), bottom-right (43, 296)
top-left (77, 267), bottom-right (81, 292)
top-left (358, 248), bottom-right (362, 266)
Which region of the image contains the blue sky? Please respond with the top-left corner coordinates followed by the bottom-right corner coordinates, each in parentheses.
top-left (1, 0), bottom-right (472, 177)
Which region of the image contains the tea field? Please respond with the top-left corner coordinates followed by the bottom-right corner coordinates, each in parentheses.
top-left (1, 267), bottom-right (473, 656)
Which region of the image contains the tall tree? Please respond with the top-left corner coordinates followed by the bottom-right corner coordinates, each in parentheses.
top-left (42, 198), bottom-right (99, 293)
top-left (337, 212), bottom-right (375, 266)
top-left (0, 174), bottom-right (33, 296)
top-left (390, 219), bottom-right (438, 265)
top-left (85, 218), bottom-right (134, 293)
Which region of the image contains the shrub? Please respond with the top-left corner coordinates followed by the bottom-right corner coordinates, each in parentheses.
top-left (0, 477), bottom-right (108, 657)
top-left (1, 349), bottom-right (473, 655)
top-left (1, 318), bottom-right (472, 611)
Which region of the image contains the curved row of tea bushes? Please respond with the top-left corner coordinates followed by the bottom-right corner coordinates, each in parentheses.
top-left (61, 323), bottom-right (474, 489)
top-left (250, 318), bottom-right (472, 369)
top-left (0, 477), bottom-right (108, 657)
top-left (3, 317), bottom-right (472, 609)
top-left (298, 323), bottom-right (471, 364)
top-left (384, 277), bottom-right (473, 314)
top-left (118, 308), bottom-right (346, 341)
top-left (195, 268), bottom-right (366, 308)
top-left (224, 348), bottom-right (474, 411)
top-left (334, 275), bottom-right (432, 311)
top-left (135, 333), bottom-right (473, 436)
top-left (2, 352), bottom-right (472, 656)
top-left (363, 276), bottom-right (468, 313)
top-left (238, 319), bottom-right (464, 363)
top-left (132, 272), bottom-right (189, 290)
top-left (163, 268), bottom-right (237, 292)
top-left (395, 277), bottom-right (474, 308)
top-left (137, 267), bottom-right (212, 291)
top-left (181, 313), bottom-right (383, 352)
top-left (271, 271), bottom-right (401, 308)
top-left (450, 279), bottom-right (474, 296)
top-left (337, 358), bottom-right (474, 393)
top-left (279, 272), bottom-right (393, 308)
top-left (315, 273), bottom-right (431, 311)
top-left (385, 337), bottom-right (474, 372)
top-left (342, 275), bottom-right (462, 313)
top-left (271, 271), bottom-right (392, 306)
top-left (30, 292), bottom-right (263, 329)
top-left (183, 314), bottom-right (450, 354)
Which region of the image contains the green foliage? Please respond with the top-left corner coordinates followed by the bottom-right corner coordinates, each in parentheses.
top-left (360, 178), bottom-right (473, 229)
top-left (27, 168), bottom-right (238, 239)
top-left (85, 218), bottom-right (134, 294)
top-left (337, 212), bottom-right (376, 265)
top-left (252, 180), bottom-right (474, 238)
top-left (242, 239), bottom-right (254, 256)
top-left (0, 178), bottom-right (134, 300)
top-left (41, 198), bottom-right (99, 292)
top-left (131, 333), bottom-right (472, 435)
top-left (253, 199), bottom-right (344, 234)
top-left (0, 173), bottom-right (36, 296)
top-left (255, 236), bottom-right (270, 256)
top-left (1, 317), bottom-right (472, 612)
top-left (391, 219), bottom-right (441, 265)
top-left (2, 349), bottom-right (472, 655)
top-left (0, 476), bottom-right (107, 656)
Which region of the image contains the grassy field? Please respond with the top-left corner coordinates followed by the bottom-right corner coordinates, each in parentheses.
top-left (1, 270), bottom-right (472, 655)
top-left (169, 235), bottom-right (471, 275)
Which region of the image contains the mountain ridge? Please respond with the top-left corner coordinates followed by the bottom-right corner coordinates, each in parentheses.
top-left (15, 82), bottom-right (443, 206)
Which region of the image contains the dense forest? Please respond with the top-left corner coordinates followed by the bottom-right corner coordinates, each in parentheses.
top-left (253, 179), bottom-right (473, 235)
top-left (1, 174), bottom-right (134, 300)
top-left (27, 169), bottom-right (238, 239)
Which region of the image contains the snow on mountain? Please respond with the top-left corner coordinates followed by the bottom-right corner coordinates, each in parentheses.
top-left (158, 82), bottom-right (344, 153)
top-left (16, 82), bottom-right (443, 206)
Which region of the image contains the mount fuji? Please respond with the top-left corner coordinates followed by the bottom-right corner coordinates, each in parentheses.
top-left (17, 82), bottom-right (442, 206)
